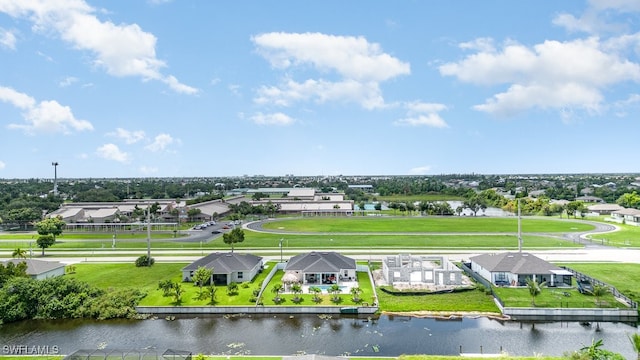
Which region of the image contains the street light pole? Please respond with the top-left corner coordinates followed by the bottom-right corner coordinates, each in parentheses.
top-left (279, 238), bottom-right (283, 263)
top-left (147, 204), bottom-right (151, 265)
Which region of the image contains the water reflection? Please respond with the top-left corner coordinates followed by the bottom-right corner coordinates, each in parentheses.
top-left (0, 315), bottom-right (636, 358)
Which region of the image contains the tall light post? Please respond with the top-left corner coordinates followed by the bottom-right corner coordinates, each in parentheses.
top-left (146, 204), bottom-right (152, 265)
top-left (279, 238), bottom-right (283, 263)
top-left (51, 162), bottom-right (59, 196)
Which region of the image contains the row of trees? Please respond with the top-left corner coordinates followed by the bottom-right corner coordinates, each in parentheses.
top-left (0, 272), bottom-right (144, 324)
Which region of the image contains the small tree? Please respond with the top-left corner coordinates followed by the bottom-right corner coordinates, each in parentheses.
top-left (272, 283), bottom-right (284, 304)
top-left (309, 286), bottom-right (322, 303)
top-left (592, 284), bottom-right (609, 307)
top-left (329, 283), bottom-right (342, 303)
top-left (291, 283), bottom-right (303, 303)
top-left (192, 266), bottom-right (213, 299)
top-left (222, 227), bottom-right (245, 253)
top-left (172, 282), bottom-right (184, 304)
top-left (36, 234), bottom-right (55, 256)
top-left (226, 282), bottom-right (239, 296)
top-left (207, 285), bottom-right (217, 305)
top-left (526, 278), bottom-right (544, 307)
top-left (35, 217), bottom-right (65, 240)
top-left (350, 287), bottom-right (362, 303)
top-left (158, 280), bottom-right (175, 297)
top-left (12, 248), bottom-right (27, 259)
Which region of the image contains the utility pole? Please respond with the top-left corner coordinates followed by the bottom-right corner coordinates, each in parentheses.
top-left (517, 198), bottom-right (522, 252)
top-left (51, 162), bottom-right (59, 196)
top-left (147, 204), bottom-right (152, 265)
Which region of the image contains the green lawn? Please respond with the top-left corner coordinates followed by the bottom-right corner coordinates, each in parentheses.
top-left (376, 194), bottom-right (465, 202)
top-left (585, 223), bottom-right (640, 247)
top-left (376, 287), bottom-right (499, 313)
top-left (261, 217), bottom-right (594, 233)
top-left (556, 262), bottom-right (640, 305)
top-left (492, 286), bottom-right (621, 309)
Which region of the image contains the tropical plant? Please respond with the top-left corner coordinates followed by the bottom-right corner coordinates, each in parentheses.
top-left (309, 286), bottom-right (322, 303)
top-left (592, 284), bottom-right (609, 307)
top-left (291, 283), bottom-right (303, 303)
top-left (206, 285), bottom-right (217, 305)
top-left (329, 283), bottom-right (342, 303)
top-left (350, 287), bottom-right (362, 303)
top-left (565, 338), bottom-right (625, 360)
top-left (172, 282), bottom-right (184, 304)
top-left (192, 266), bottom-right (213, 299)
top-left (271, 283), bottom-right (284, 304)
top-left (526, 278), bottom-right (545, 307)
top-left (226, 282), bottom-right (239, 296)
top-left (12, 248), bottom-right (27, 259)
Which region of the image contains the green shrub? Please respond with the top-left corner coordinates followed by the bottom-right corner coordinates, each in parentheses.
top-left (135, 255), bottom-right (155, 267)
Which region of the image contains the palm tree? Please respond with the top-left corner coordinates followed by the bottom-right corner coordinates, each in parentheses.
top-left (309, 286), bottom-right (322, 303)
top-left (12, 248), bottom-right (27, 259)
top-left (630, 333), bottom-right (640, 360)
top-left (350, 287), bottom-right (362, 303)
top-left (272, 283), bottom-right (283, 303)
top-left (526, 278), bottom-right (544, 307)
top-left (291, 283), bottom-right (303, 303)
top-left (329, 283), bottom-right (342, 303)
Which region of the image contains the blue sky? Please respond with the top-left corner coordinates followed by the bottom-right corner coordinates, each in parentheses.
top-left (1, 0), bottom-right (639, 179)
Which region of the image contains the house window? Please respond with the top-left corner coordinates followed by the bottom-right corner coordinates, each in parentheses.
top-left (237, 272), bottom-right (243, 279)
top-left (496, 273), bottom-right (506, 281)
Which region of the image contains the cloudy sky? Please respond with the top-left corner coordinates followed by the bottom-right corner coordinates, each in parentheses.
top-left (1, 0), bottom-right (639, 178)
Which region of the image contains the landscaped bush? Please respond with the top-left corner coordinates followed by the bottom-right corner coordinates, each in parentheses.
top-left (135, 255), bottom-right (155, 267)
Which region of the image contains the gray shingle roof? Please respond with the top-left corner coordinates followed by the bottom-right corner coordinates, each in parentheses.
top-left (470, 252), bottom-right (564, 274)
top-left (285, 252), bottom-right (356, 272)
top-left (2, 259), bottom-right (65, 275)
top-left (182, 252), bottom-right (262, 273)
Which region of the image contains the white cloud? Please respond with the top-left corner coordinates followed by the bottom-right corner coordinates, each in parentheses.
top-left (145, 133), bottom-right (177, 152)
top-left (107, 128), bottom-right (146, 144)
top-left (394, 101), bottom-right (449, 128)
top-left (553, 0), bottom-right (640, 35)
top-left (0, 0), bottom-right (197, 94)
top-left (96, 143), bottom-right (130, 163)
top-left (440, 37), bottom-right (640, 117)
top-left (0, 27), bottom-right (16, 49)
top-left (59, 76), bottom-right (78, 87)
top-left (139, 166), bottom-right (158, 175)
top-left (408, 166), bottom-right (431, 175)
top-left (250, 112), bottom-right (295, 126)
top-left (252, 32), bottom-right (409, 110)
top-left (0, 160), bottom-right (5, 170)
top-left (1, 86), bottom-right (93, 134)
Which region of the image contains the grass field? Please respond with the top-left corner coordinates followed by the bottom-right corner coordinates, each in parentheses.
top-left (556, 262), bottom-right (640, 305)
top-left (376, 287), bottom-right (499, 313)
top-left (585, 223), bottom-right (640, 247)
top-left (376, 195), bottom-right (465, 202)
top-left (261, 217), bottom-right (594, 233)
top-left (492, 286), bottom-right (620, 308)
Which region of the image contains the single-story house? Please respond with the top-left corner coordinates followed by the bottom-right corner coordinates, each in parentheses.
top-left (2, 259), bottom-right (66, 280)
top-left (469, 252), bottom-right (572, 287)
top-left (182, 252), bottom-right (263, 285)
top-left (610, 208), bottom-right (640, 226)
top-left (587, 203), bottom-right (624, 215)
top-left (284, 251), bottom-right (356, 285)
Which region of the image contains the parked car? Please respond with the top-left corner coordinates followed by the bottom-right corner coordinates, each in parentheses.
top-left (577, 278), bottom-right (593, 294)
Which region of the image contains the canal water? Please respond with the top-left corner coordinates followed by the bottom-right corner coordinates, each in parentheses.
top-left (0, 315), bottom-right (637, 358)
